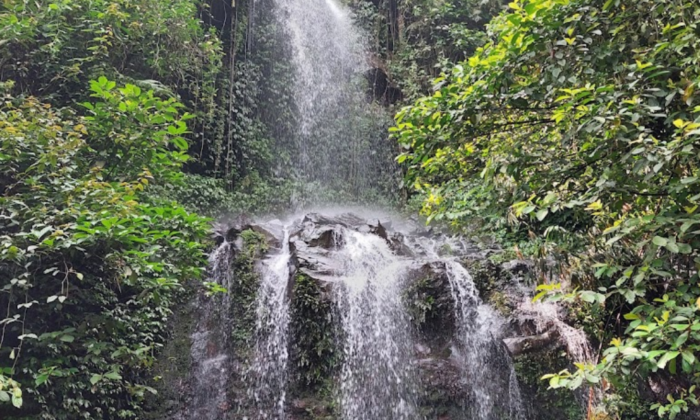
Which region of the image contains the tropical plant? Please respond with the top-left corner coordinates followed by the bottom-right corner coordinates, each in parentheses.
top-left (0, 79), bottom-right (209, 418)
top-left (394, 0), bottom-right (700, 417)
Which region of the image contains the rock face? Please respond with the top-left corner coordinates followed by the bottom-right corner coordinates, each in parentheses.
top-left (152, 212), bottom-right (595, 420)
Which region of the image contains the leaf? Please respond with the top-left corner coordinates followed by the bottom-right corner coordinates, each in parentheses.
top-left (90, 374), bottom-right (102, 385)
top-left (652, 236), bottom-right (668, 247)
top-left (172, 136), bottom-right (188, 151)
top-left (47, 296), bottom-right (58, 303)
top-left (536, 208), bottom-right (549, 221)
top-left (0, 391), bottom-right (9, 402)
top-left (104, 371), bottom-right (122, 381)
top-left (35, 373), bottom-right (49, 387)
top-left (674, 332), bottom-right (689, 348)
top-left (666, 241), bottom-right (679, 253)
top-left (60, 334), bottom-right (75, 343)
top-left (682, 351), bottom-right (696, 365)
top-left (658, 351), bottom-right (679, 369)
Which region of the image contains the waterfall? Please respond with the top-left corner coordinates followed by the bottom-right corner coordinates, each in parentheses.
top-left (444, 261), bottom-right (525, 419)
top-left (274, 0), bottom-right (396, 199)
top-left (179, 0), bottom-right (536, 417)
top-left (334, 229), bottom-right (420, 419)
top-left (182, 211), bottom-right (536, 419)
top-left (183, 241), bottom-right (235, 420)
top-left (249, 227), bottom-right (293, 418)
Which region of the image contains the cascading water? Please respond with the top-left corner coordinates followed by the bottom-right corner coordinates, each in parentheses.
top-left (249, 227), bottom-right (293, 419)
top-left (333, 229), bottom-right (420, 420)
top-left (410, 238), bottom-right (527, 420)
top-left (182, 241), bottom-right (235, 420)
top-left (274, 0), bottom-right (397, 199)
top-left (186, 210), bottom-right (537, 419)
top-left (446, 262), bottom-right (525, 419)
top-left (180, 0), bottom-right (543, 418)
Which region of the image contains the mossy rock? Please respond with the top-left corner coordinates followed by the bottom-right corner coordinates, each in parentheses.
top-left (403, 262), bottom-right (456, 345)
top-left (514, 345), bottom-right (584, 420)
top-left (142, 285), bottom-right (197, 419)
top-left (287, 273), bottom-right (340, 418)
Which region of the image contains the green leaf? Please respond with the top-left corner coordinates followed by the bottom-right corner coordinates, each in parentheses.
top-left (90, 374), bottom-right (102, 385)
top-left (658, 351), bottom-right (679, 369)
top-left (666, 241), bottom-right (680, 253)
top-left (35, 373), bottom-right (49, 387)
top-left (652, 236), bottom-right (668, 247)
top-left (103, 371), bottom-right (122, 381)
top-left (172, 136), bottom-right (188, 151)
top-left (682, 351), bottom-right (696, 365)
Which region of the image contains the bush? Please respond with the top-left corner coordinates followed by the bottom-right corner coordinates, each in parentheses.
top-left (0, 80), bottom-right (209, 419)
top-left (394, 0), bottom-right (700, 417)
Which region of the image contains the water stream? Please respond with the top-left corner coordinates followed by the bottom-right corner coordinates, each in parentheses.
top-left (249, 227), bottom-right (293, 418)
top-left (275, 0), bottom-right (396, 198)
top-left (334, 229), bottom-right (420, 419)
top-left (183, 241), bottom-right (235, 420)
top-left (184, 0), bottom-right (531, 418)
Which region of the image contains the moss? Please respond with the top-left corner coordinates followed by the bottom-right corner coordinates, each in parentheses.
top-left (142, 286), bottom-right (197, 419)
top-left (464, 259), bottom-right (506, 301)
top-left (488, 290), bottom-right (513, 317)
top-left (287, 273), bottom-right (340, 418)
top-left (487, 249), bottom-right (519, 265)
top-left (402, 266), bottom-right (455, 344)
top-left (514, 346), bottom-right (584, 420)
top-left (403, 276), bottom-right (437, 327)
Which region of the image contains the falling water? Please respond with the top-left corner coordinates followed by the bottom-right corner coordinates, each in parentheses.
top-left (184, 241), bottom-right (235, 420)
top-left (249, 227), bottom-right (293, 419)
top-left (517, 298), bottom-right (594, 364)
top-left (274, 0), bottom-right (396, 197)
top-left (406, 234), bottom-right (526, 419)
top-left (443, 261), bottom-right (526, 420)
top-left (334, 229), bottom-right (420, 420)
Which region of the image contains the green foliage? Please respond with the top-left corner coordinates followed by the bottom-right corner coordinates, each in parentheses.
top-left (390, 0), bottom-right (504, 100)
top-left (350, 0), bottom-right (504, 101)
top-left (0, 81), bottom-right (208, 418)
top-left (514, 348), bottom-right (584, 420)
top-left (0, 0), bottom-right (224, 142)
top-left (395, 0), bottom-right (700, 417)
top-left (290, 273), bottom-right (338, 390)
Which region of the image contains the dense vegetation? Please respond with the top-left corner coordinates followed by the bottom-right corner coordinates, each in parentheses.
top-left (3, 0), bottom-right (700, 418)
top-left (395, 0), bottom-right (700, 417)
top-left (0, 0), bottom-right (221, 418)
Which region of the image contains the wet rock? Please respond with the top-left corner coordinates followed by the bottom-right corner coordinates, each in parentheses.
top-left (368, 220), bottom-right (388, 240)
top-left (501, 259), bottom-right (535, 277)
top-left (404, 261), bottom-right (456, 346)
top-left (417, 348), bottom-right (470, 417)
top-left (388, 232), bottom-right (415, 257)
top-left (504, 328), bottom-right (561, 356)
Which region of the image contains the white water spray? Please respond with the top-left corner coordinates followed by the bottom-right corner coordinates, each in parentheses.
top-left (334, 229), bottom-right (421, 420)
top-left (249, 228), bottom-right (293, 419)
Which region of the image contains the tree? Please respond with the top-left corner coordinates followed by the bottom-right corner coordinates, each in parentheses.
top-left (0, 79), bottom-right (209, 418)
top-left (394, 0), bottom-right (700, 417)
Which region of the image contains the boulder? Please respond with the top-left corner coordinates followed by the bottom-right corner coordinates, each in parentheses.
top-left (504, 328), bottom-right (561, 356)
